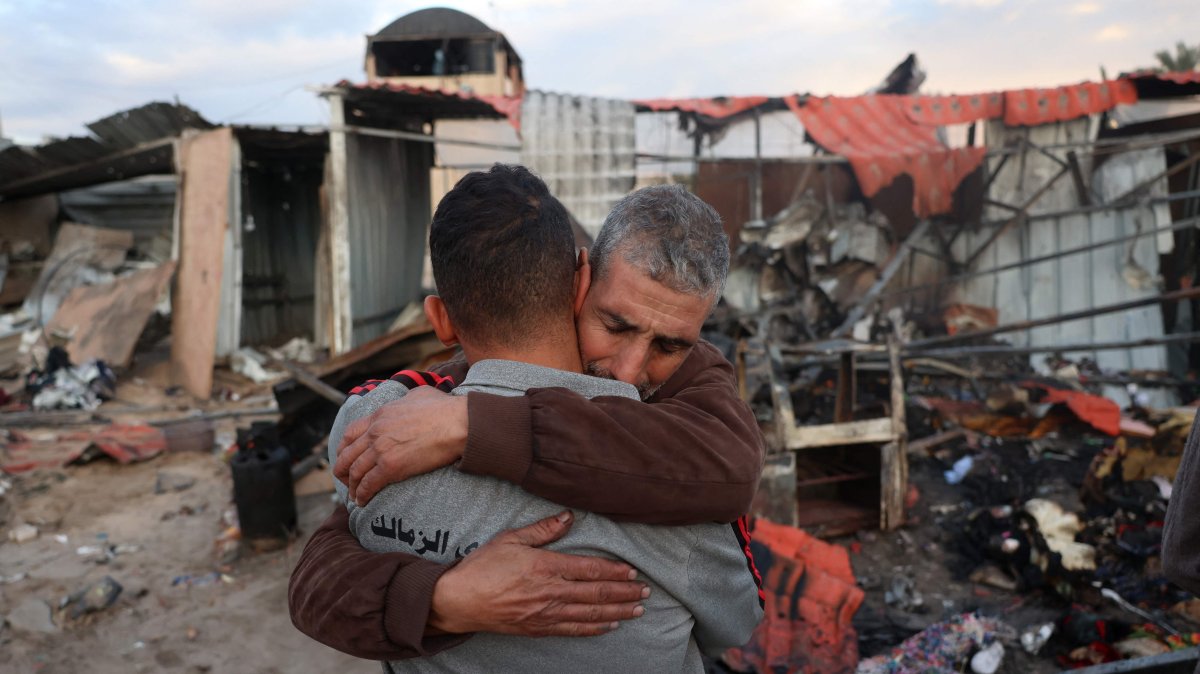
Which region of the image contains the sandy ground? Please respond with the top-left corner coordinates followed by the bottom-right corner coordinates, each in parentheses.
top-left (0, 448), bottom-right (376, 674)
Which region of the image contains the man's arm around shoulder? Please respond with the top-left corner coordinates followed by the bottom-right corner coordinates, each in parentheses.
top-left (461, 340), bottom-right (765, 524)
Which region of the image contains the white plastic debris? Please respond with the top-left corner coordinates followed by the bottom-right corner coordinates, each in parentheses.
top-left (230, 348), bottom-right (286, 384)
top-left (944, 455), bottom-right (974, 485)
top-left (8, 523), bottom-right (39, 543)
top-left (970, 642), bottom-right (1004, 674)
top-left (1021, 622), bottom-right (1055, 654)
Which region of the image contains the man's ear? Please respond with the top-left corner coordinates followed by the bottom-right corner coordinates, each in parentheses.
top-left (424, 295), bottom-right (459, 346)
top-left (573, 248), bottom-right (592, 317)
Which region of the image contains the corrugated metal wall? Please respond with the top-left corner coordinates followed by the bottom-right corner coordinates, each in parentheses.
top-left (239, 153), bottom-right (324, 346)
top-left (59, 175), bottom-right (177, 261)
top-left (345, 133), bottom-right (433, 346)
top-left (950, 119), bottom-right (1175, 407)
top-left (520, 91), bottom-right (636, 237)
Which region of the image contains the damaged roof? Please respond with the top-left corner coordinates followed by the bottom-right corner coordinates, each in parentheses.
top-left (328, 80), bottom-right (522, 129)
top-left (0, 101), bottom-right (213, 199)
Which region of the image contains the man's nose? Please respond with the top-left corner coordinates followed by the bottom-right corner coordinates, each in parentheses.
top-left (609, 344), bottom-right (649, 386)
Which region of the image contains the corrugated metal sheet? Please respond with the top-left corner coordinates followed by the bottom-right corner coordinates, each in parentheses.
top-left (951, 131), bottom-right (1175, 407)
top-left (334, 80), bottom-right (521, 128)
top-left (345, 132), bottom-right (433, 346)
top-left (520, 91), bottom-right (636, 237)
top-left (58, 175), bottom-right (177, 261)
top-left (0, 102), bottom-right (212, 197)
top-left (238, 147), bottom-right (325, 346)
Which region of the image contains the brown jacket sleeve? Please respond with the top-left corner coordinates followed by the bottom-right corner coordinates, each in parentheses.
top-left (458, 340), bottom-right (765, 524)
top-left (288, 504), bottom-right (469, 659)
top-left (1163, 412), bottom-right (1200, 596)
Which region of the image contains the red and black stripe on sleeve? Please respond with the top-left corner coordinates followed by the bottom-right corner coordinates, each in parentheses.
top-left (348, 370), bottom-right (457, 397)
top-left (731, 515), bottom-right (766, 608)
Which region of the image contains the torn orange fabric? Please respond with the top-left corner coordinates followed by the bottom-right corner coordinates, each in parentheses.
top-left (723, 518), bottom-right (863, 674)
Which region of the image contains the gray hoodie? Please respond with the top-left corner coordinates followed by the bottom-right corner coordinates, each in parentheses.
top-left (330, 359), bottom-right (763, 674)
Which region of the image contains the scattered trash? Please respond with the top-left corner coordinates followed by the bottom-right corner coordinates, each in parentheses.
top-left (857, 613), bottom-right (1015, 674)
top-left (171, 572), bottom-right (234, 588)
top-left (1024, 498), bottom-right (1096, 571)
top-left (265, 336), bottom-right (318, 364)
top-left (968, 564), bottom-right (1017, 592)
top-left (1020, 622), bottom-right (1055, 654)
top-left (26, 346), bottom-right (116, 411)
top-left (943, 455), bottom-right (974, 485)
top-left (230, 347), bottom-right (286, 384)
top-left (154, 471), bottom-right (196, 494)
top-left (884, 573), bottom-right (926, 613)
top-left (8, 523), bottom-right (38, 543)
top-left (61, 575), bottom-right (122, 619)
top-left (5, 598), bottom-right (59, 634)
top-left (969, 641), bottom-right (1004, 674)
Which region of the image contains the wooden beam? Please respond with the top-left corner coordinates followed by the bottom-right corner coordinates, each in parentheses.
top-left (830, 220), bottom-right (931, 338)
top-left (786, 417), bottom-right (896, 450)
top-left (274, 360), bottom-right (347, 407)
top-left (880, 337), bottom-right (908, 531)
top-left (326, 94), bottom-right (354, 355)
top-left (834, 352), bottom-right (855, 423)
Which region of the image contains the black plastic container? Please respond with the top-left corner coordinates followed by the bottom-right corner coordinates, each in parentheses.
top-left (231, 437), bottom-right (297, 541)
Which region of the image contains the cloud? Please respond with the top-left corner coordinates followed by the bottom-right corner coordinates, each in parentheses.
top-left (1095, 24), bottom-right (1129, 41)
top-left (0, 0), bottom-right (1189, 144)
top-left (936, 0), bottom-right (1006, 6)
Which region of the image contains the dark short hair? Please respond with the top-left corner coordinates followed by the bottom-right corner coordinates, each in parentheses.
top-left (429, 164), bottom-right (576, 348)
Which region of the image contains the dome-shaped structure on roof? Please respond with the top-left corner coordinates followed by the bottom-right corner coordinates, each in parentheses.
top-left (375, 7), bottom-right (496, 39)
top-left (365, 6), bottom-right (523, 97)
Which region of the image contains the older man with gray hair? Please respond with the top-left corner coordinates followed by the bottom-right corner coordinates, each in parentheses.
top-left (290, 181), bottom-right (764, 660)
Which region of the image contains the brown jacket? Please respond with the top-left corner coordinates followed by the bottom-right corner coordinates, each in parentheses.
top-left (1164, 411), bottom-right (1200, 596)
top-left (288, 340), bottom-right (764, 660)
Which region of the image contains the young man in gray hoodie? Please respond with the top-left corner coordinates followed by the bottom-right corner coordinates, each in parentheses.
top-left (327, 164), bottom-right (763, 673)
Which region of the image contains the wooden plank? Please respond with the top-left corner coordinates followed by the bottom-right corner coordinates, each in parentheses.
top-left (170, 128), bottom-right (233, 399)
top-left (274, 360), bottom-right (347, 406)
top-left (326, 94), bottom-right (354, 355)
top-left (786, 417), bottom-right (896, 450)
top-left (46, 261), bottom-right (176, 367)
top-left (834, 352), bottom-right (854, 423)
top-left (880, 338), bottom-right (908, 531)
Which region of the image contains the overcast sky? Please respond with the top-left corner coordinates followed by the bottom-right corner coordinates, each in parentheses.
top-left (0, 0), bottom-right (1189, 143)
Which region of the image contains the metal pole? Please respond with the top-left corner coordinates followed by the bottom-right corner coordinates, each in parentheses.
top-left (876, 215), bottom-right (1200, 301)
top-left (752, 108), bottom-right (763, 223)
top-left (910, 289), bottom-right (1200, 346)
top-left (906, 332), bottom-right (1200, 358)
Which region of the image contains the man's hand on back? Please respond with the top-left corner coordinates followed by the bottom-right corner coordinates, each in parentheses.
top-left (335, 386), bottom-right (469, 506)
top-left (430, 510), bottom-right (649, 637)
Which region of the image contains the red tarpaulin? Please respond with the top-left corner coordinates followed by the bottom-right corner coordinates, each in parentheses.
top-left (787, 94), bottom-right (988, 217)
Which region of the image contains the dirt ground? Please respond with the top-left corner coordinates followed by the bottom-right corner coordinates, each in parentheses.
top-left (0, 446), bottom-right (375, 674)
